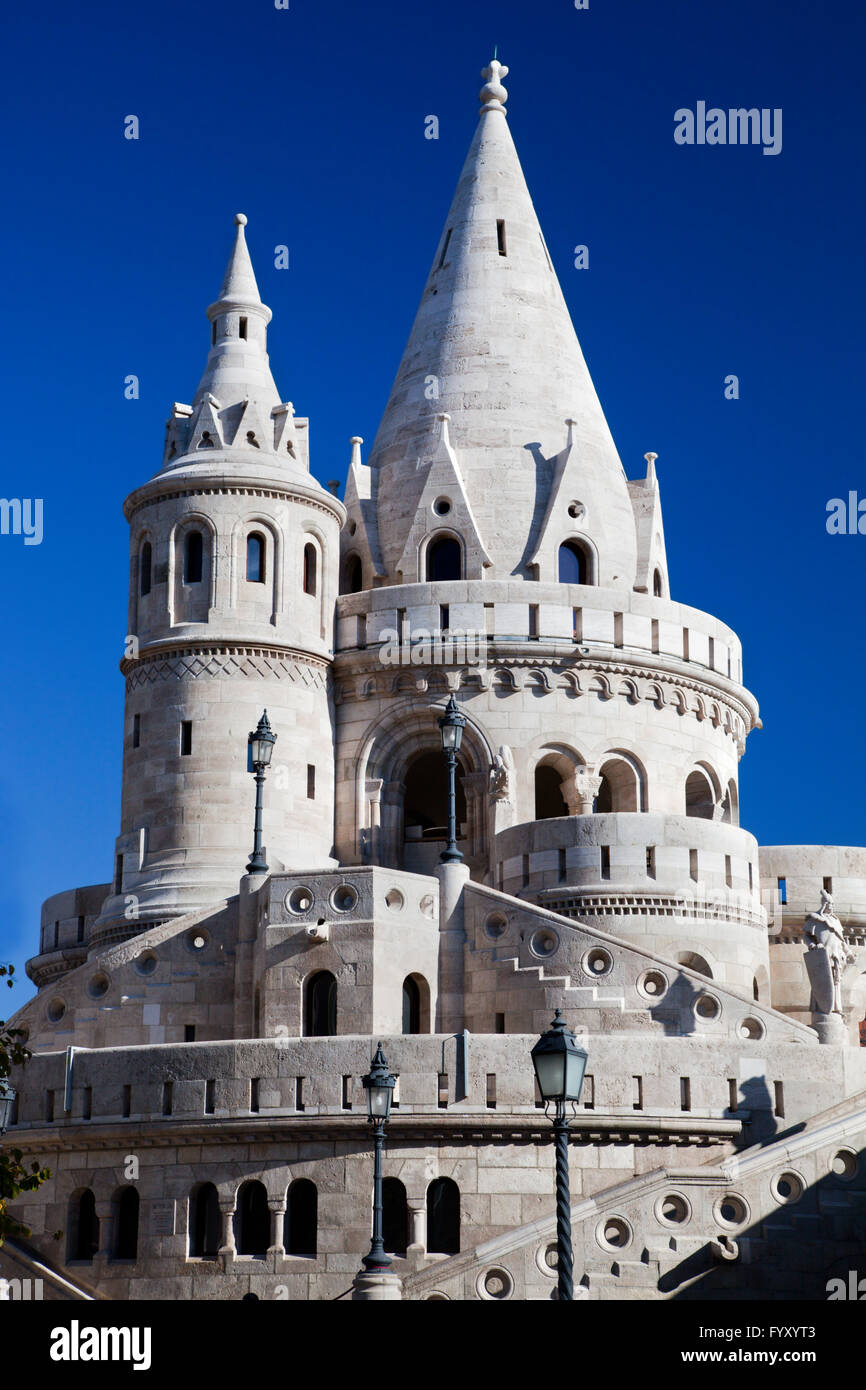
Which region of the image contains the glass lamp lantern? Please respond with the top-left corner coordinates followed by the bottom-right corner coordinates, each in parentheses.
top-left (531, 1010), bottom-right (588, 1104)
top-left (362, 1044), bottom-right (396, 1122)
top-left (438, 695), bottom-right (466, 753)
top-left (248, 710), bottom-right (277, 768)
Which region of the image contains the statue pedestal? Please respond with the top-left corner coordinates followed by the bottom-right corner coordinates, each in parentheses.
top-left (812, 1013), bottom-right (848, 1046)
top-left (351, 1270), bottom-right (403, 1301)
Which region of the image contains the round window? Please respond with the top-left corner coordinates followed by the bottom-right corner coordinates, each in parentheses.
top-left (638, 969), bottom-right (667, 999)
top-left (331, 884), bottom-right (359, 913)
top-left (187, 929), bottom-right (209, 952)
top-left (88, 974), bottom-right (109, 1000)
top-left (286, 887), bottom-right (315, 915)
top-left (530, 928), bottom-right (559, 958)
top-left (47, 998), bottom-right (66, 1024)
top-left (583, 947), bottom-right (613, 977)
top-left (385, 888), bottom-right (404, 911)
top-left (694, 993), bottom-right (721, 1021)
top-left (135, 952), bottom-right (158, 976)
top-left (484, 912), bottom-right (508, 940)
top-left (433, 497), bottom-right (452, 517)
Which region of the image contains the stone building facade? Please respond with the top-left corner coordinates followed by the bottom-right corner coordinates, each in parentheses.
top-left (3, 58), bottom-right (866, 1303)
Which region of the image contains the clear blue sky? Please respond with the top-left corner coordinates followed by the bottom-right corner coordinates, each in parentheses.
top-left (1, 0), bottom-right (864, 1005)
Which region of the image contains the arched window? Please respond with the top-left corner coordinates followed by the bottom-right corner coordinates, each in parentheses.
top-left (303, 542), bottom-right (318, 596)
top-left (233, 1180), bottom-right (269, 1256)
top-left (343, 555), bottom-right (363, 594)
top-left (426, 535), bottom-right (462, 582)
top-left (427, 1177), bottom-right (460, 1255)
top-left (189, 1182), bottom-right (220, 1257)
top-left (402, 977), bottom-right (421, 1035)
top-left (184, 530), bottom-right (203, 584)
top-left (246, 532), bottom-right (265, 583)
top-left (68, 1189), bottom-right (99, 1262)
top-left (112, 1187), bottom-right (139, 1260)
top-left (685, 769), bottom-right (716, 819)
top-left (653, 568), bottom-right (663, 597)
top-left (677, 951), bottom-right (713, 980)
top-left (383, 1178), bottom-right (408, 1256)
top-left (596, 756), bottom-right (643, 813)
top-left (284, 1179), bottom-right (317, 1257)
top-left (140, 542), bottom-right (152, 596)
top-left (558, 540), bottom-right (589, 585)
top-left (304, 970), bottom-right (337, 1037)
top-left (535, 765), bottom-right (568, 820)
top-left (403, 752), bottom-right (466, 842)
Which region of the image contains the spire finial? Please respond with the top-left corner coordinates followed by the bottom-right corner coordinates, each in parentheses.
top-left (235, 212), bottom-right (247, 227)
top-left (479, 56), bottom-right (509, 115)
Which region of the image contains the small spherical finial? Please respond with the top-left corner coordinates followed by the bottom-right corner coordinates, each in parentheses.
top-left (480, 57), bottom-right (509, 113)
top-left (644, 451), bottom-right (658, 466)
top-left (234, 213), bottom-right (248, 227)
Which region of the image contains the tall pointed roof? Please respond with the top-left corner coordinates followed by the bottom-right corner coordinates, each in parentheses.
top-left (193, 213), bottom-right (281, 415)
top-left (369, 60), bottom-right (638, 586)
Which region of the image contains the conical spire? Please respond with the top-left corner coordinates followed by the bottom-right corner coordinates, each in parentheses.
top-left (368, 60), bottom-right (638, 587)
top-left (192, 213), bottom-right (280, 416)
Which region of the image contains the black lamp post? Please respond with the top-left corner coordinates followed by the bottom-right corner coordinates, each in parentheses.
top-left (437, 695), bottom-right (466, 864)
top-left (0, 1081), bottom-right (15, 1135)
top-left (531, 1009), bottom-right (588, 1302)
top-left (360, 1043), bottom-right (397, 1272)
top-left (246, 710), bottom-right (277, 875)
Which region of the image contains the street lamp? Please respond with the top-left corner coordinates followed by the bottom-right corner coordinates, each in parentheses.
top-left (437, 695), bottom-right (466, 864)
top-left (0, 1081), bottom-right (15, 1135)
top-left (246, 710), bottom-right (277, 875)
top-left (531, 1009), bottom-right (588, 1302)
top-left (360, 1043), bottom-right (397, 1272)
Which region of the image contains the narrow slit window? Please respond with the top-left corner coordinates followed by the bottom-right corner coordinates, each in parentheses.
top-left (495, 1013), bottom-right (505, 1034)
top-left (528, 604), bottom-right (539, 639)
top-left (162, 1082), bottom-right (173, 1117)
top-left (83, 1087), bottom-right (92, 1121)
top-left (680, 1077), bottom-right (691, 1112)
top-left (496, 219), bottom-right (507, 256)
top-left (689, 849), bottom-right (699, 882)
top-left (184, 530), bottom-right (203, 584)
top-left (558, 847), bottom-right (567, 882)
top-left (204, 1080), bottom-right (215, 1115)
top-left (132, 714), bottom-right (140, 749)
top-left (438, 228), bottom-right (452, 269)
top-left (211, 321), bottom-right (217, 346)
top-left (46, 1090), bottom-right (55, 1122)
top-left (122, 1084), bottom-right (131, 1119)
top-left (777, 876), bottom-right (787, 904)
top-left (486, 1075), bottom-right (497, 1110)
top-left (773, 1081), bottom-right (785, 1119)
top-left (250, 1078), bottom-right (259, 1113)
top-left (600, 846), bottom-right (611, 880)
top-left (646, 846), bottom-right (656, 879)
top-left (583, 1075), bottom-right (595, 1110)
top-left (114, 855), bottom-right (123, 895)
top-left (342, 1076), bottom-right (352, 1110)
top-left (180, 721), bottom-right (192, 756)
top-left (440, 604), bottom-right (450, 633)
top-left (823, 875), bottom-right (833, 894)
top-left (438, 1073), bottom-right (448, 1109)
top-left (184, 1024), bottom-right (196, 1042)
top-left (239, 316), bottom-right (248, 340)
top-left (728, 1079), bottom-right (738, 1113)
top-left (303, 542), bottom-right (318, 596)
top-left (307, 765), bottom-right (316, 800)
top-left (246, 533), bottom-right (265, 583)
top-left (140, 542), bottom-right (152, 596)
top-left (725, 855), bottom-right (733, 888)
top-left (296, 1077), bottom-right (305, 1112)
top-left (632, 1076), bottom-right (643, 1111)
top-left (77, 915), bottom-right (85, 943)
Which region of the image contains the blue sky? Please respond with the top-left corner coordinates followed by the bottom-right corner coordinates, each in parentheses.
top-left (1, 0), bottom-right (864, 1005)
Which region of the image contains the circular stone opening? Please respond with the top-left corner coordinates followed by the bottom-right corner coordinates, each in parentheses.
top-left (715, 1194), bottom-right (749, 1229)
top-left (584, 947), bottom-right (613, 977)
top-left (597, 1216), bottom-right (631, 1251)
top-left (479, 1267), bottom-right (513, 1300)
top-left (287, 887), bottom-right (314, 915)
top-left (738, 1016), bottom-right (765, 1041)
top-left (419, 894), bottom-right (435, 919)
top-left (694, 993), bottom-right (721, 1021)
top-left (567, 501), bottom-right (585, 519)
top-left (87, 974), bottom-right (109, 1000)
top-left (433, 497), bottom-right (452, 517)
top-left (135, 952), bottom-right (158, 976)
top-left (772, 1171), bottom-right (803, 1204)
top-left (187, 929), bottom-right (209, 952)
top-left (830, 1149), bottom-right (859, 1181)
top-left (530, 928), bottom-right (559, 958)
top-left (47, 998), bottom-right (66, 1024)
top-left (384, 888), bottom-right (404, 911)
top-left (331, 884), bottom-right (359, 913)
top-left (638, 969), bottom-right (668, 999)
top-left (484, 912), bottom-right (508, 940)
top-left (657, 1193), bottom-right (690, 1226)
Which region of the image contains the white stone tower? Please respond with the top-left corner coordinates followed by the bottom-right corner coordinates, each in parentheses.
top-left (336, 60), bottom-right (765, 999)
top-left (93, 215), bottom-right (344, 943)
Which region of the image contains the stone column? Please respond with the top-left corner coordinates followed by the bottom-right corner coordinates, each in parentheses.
top-left (407, 1198), bottom-right (427, 1253)
top-left (267, 1202), bottom-right (286, 1255)
top-left (436, 860), bottom-right (470, 1032)
top-left (462, 772), bottom-right (488, 859)
top-left (568, 768), bottom-right (602, 816)
top-left (364, 778), bottom-right (383, 863)
top-left (218, 1200), bottom-right (236, 1260)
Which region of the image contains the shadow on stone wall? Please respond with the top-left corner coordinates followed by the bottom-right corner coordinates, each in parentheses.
top-left (658, 1143), bottom-right (866, 1301)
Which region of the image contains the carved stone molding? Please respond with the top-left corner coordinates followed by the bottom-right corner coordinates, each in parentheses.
top-left (124, 645), bottom-right (329, 691)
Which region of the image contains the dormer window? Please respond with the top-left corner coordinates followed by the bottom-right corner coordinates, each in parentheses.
top-left (247, 533), bottom-right (265, 583)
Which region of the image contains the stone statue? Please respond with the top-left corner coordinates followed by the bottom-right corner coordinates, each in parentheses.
top-left (489, 745), bottom-right (514, 802)
top-left (804, 891), bottom-right (854, 1016)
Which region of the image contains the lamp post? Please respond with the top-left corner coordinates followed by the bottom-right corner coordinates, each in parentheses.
top-left (437, 695), bottom-right (466, 864)
top-left (246, 710), bottom-right (277, 875)
top-left (531, 1009), bottom-right (588, 1302)
top-left (360, 1043), bottom-right (396, 1272)
top-left (0, 1081), bottom-right (15, 1135)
